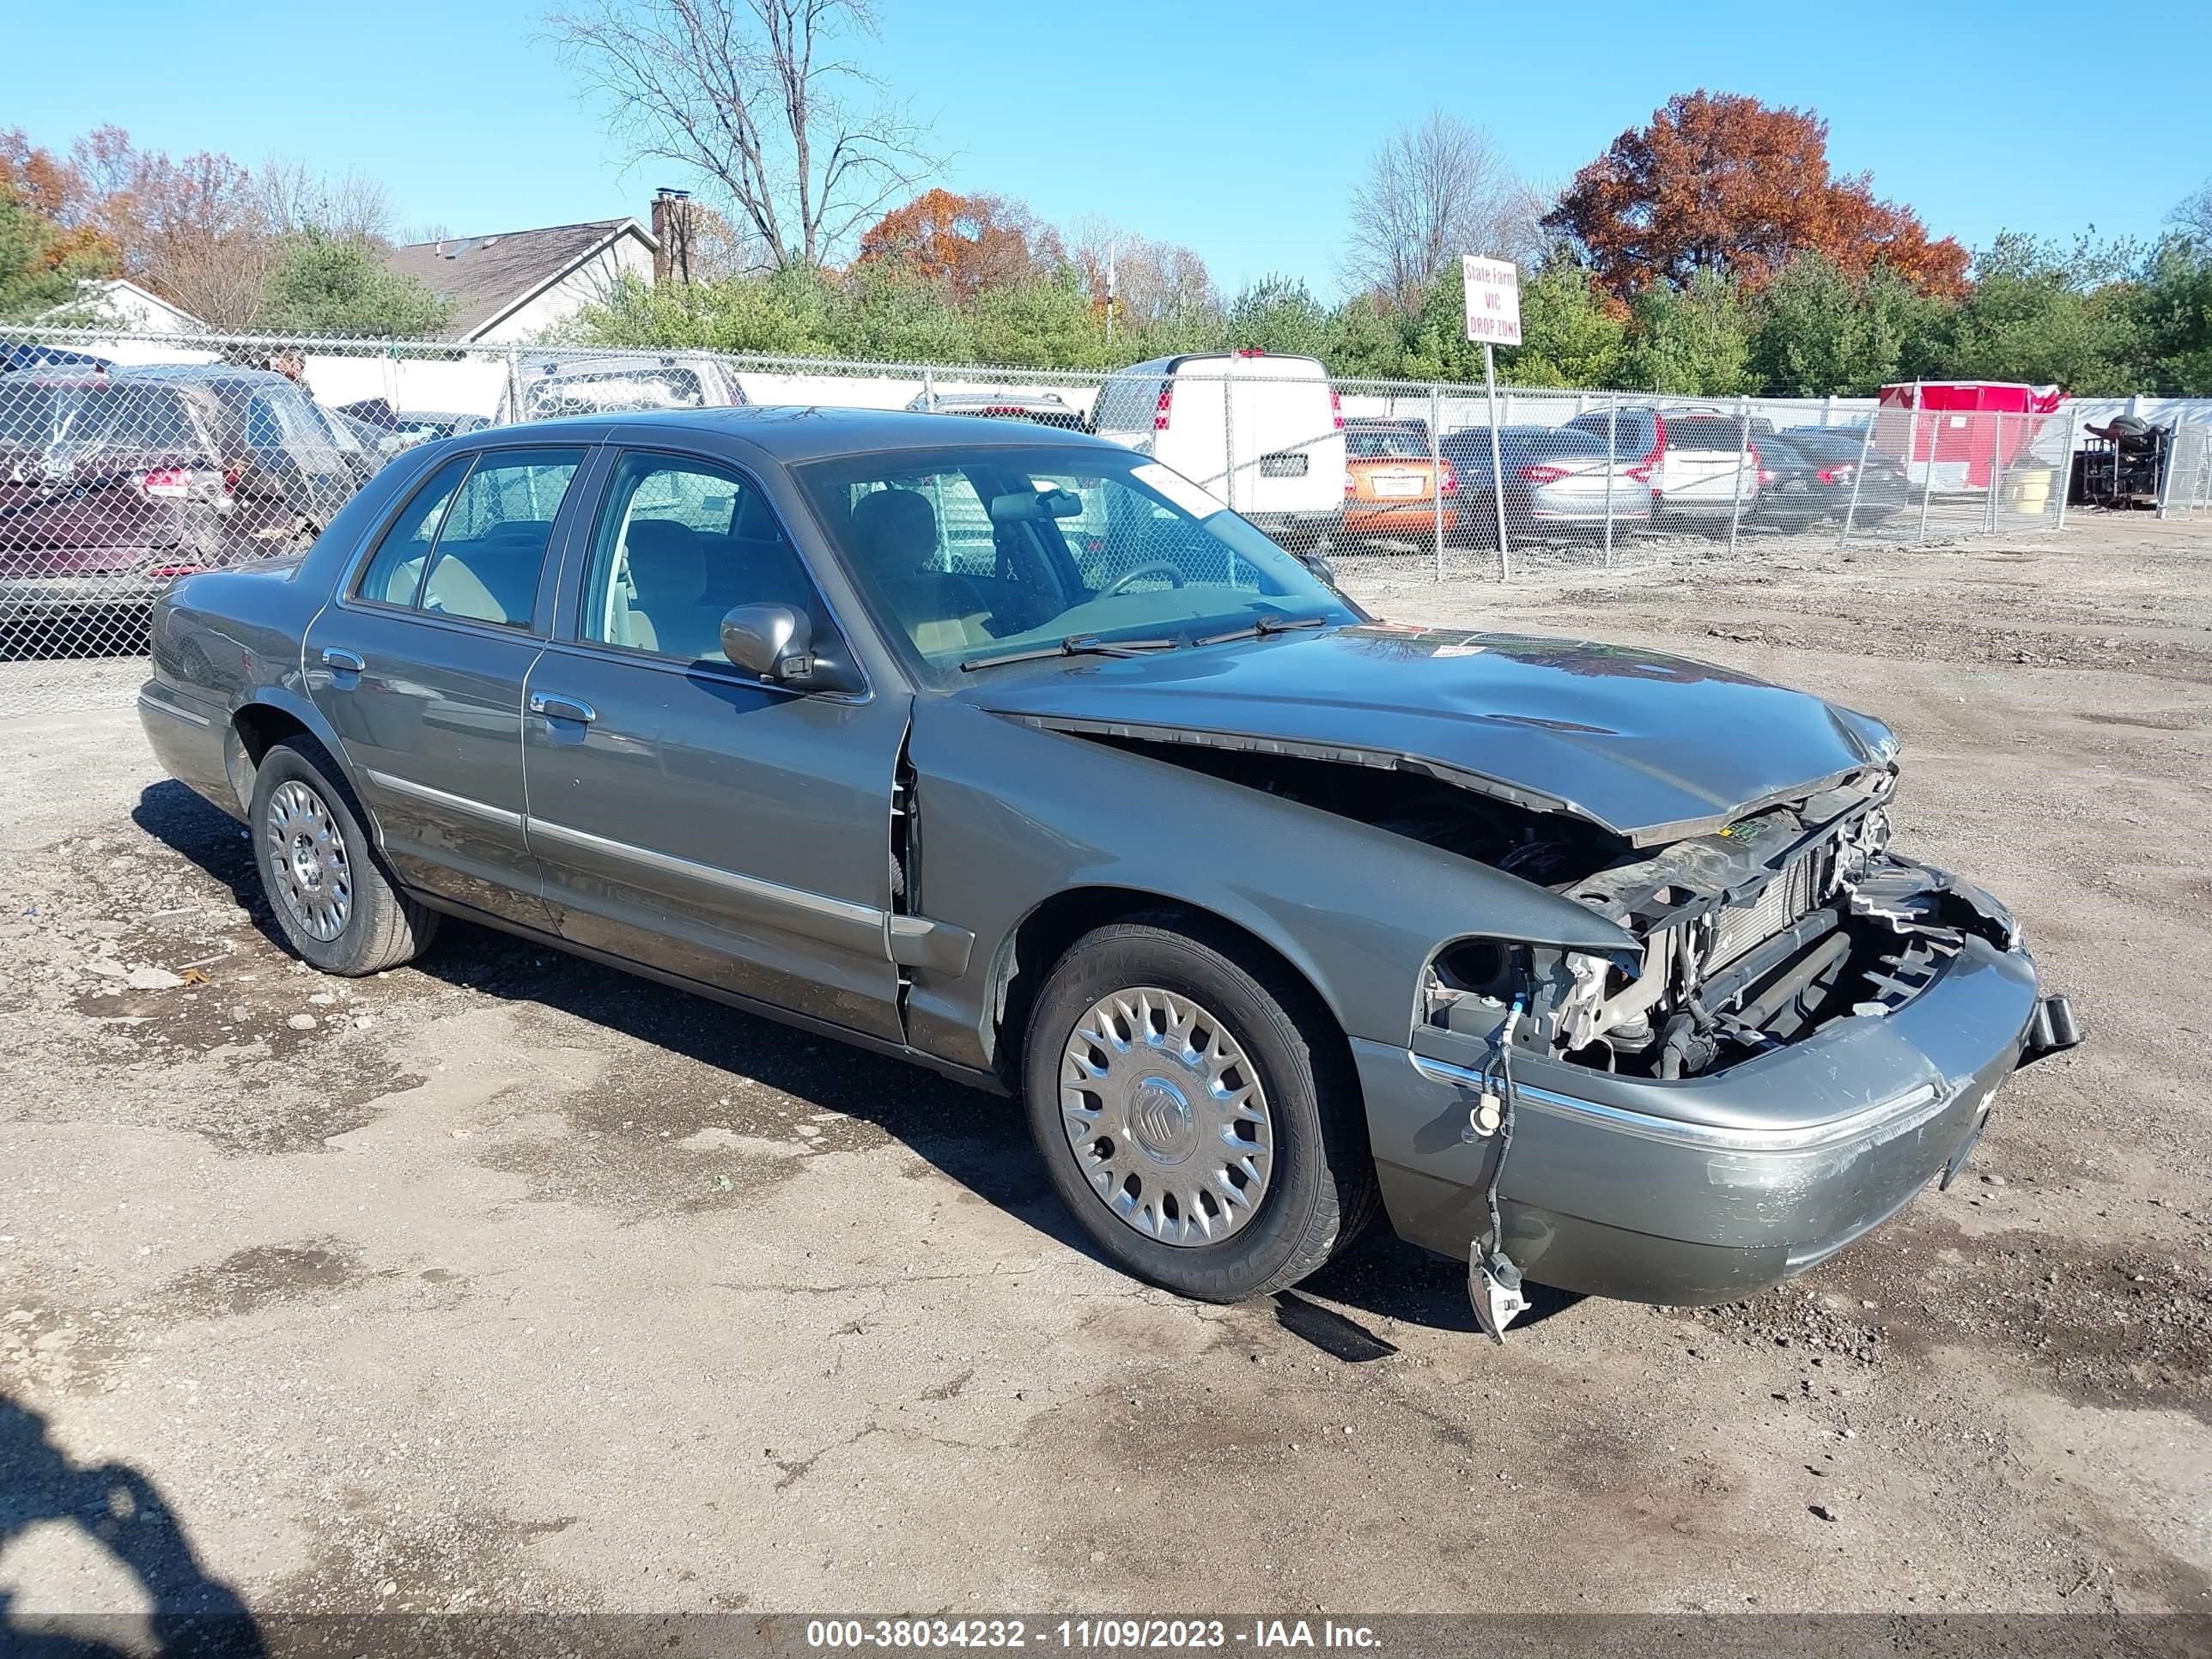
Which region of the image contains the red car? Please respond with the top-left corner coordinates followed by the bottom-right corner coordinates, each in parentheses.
top-left (0, 365), bottom-right (374, 647)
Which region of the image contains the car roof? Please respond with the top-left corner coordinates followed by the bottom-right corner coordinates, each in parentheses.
top-left (465, 404), bottom-right (1135, 465)
top-left (118, 363), bottom-right (302, 393)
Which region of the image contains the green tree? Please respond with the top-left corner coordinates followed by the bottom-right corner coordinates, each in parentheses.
top-left (1626, 270), bottom-right (1754, 394)
top-left (1502, 265), bottom-right (1631, 388)
top-left (2131, 235), bottom-right (2212, 393)
top-left (842, 262), bottom-right (975, 362)
top-left (256, 233), bottom-right (449, 337)
top-left (1226, 276), bottom-right (1329, 357)
top-left (1943, 234), bottom-right (2135, 394)
top-left (0, 186), bottom-right (109, 322)
top-left (1747, 252), bottom-right (1952, 395)
top-left (969, 270), bottom-right (1103, 368)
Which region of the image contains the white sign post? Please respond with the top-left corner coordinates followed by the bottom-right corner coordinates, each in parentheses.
top-left (1463, 254), bottom-right (1522, 579)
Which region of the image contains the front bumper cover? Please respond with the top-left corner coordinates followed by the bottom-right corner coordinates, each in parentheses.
top-left (1358, 875), bottom-right (2058, 1306)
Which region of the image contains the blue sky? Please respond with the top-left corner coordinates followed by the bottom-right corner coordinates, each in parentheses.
top-left (10, 0), bottom-right (2209, 298)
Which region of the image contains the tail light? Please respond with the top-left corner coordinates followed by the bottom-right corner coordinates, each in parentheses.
top-left (1757, 466), bottom-right (1777, 484)
top-left (140, 467), bottom-right (192, 498)
top-left (1328, 388), bottom-right (1344, 430)
top-left (1747, 443), bottom-right (1761, 480)
top-left (1440, 463), bottom-right (1459, 496)
top-left (1152, 386), bottom-right (1173, 432)
top-left (1344, 469), bottom-right (1357, 497)
top-left (1517, 464), bottom-right (1570, 484)
top-left (1625, 464), bottom-right (1654, 483)
top-left (1818, 465), bottom-right (1854, 484)
top-left (1235, 348), bottom-right (1267, 357)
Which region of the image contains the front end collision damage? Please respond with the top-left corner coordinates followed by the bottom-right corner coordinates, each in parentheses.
top-left (958, 702), bottom-right (2076, 1327)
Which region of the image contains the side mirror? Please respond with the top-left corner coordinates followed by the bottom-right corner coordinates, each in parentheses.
top-left (721, 603), bottom-right (811, 681)
top-left (720, 603), bottom-right (860, 695)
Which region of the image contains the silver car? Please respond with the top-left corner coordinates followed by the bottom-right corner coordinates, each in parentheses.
top-left (1441, 426), bottom-right (1657, 544)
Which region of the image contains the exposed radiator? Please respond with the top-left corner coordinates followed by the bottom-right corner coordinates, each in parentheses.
top-left (1708, 849), bottom-right (1826, 973)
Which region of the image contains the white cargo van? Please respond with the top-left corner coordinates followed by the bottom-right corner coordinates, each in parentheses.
top-left (1091, 352), bottom-right (1346, 552)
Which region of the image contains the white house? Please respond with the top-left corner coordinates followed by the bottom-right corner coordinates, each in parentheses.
top-left (40, 279), bottom-right (216, 363)
top-left (380, 218), bottom-right (659, 344)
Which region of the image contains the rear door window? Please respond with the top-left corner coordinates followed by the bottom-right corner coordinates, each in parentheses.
top-left (353, 448), bottom-right (584, 625)
top-left (421, 449), bottom-right (586, 626)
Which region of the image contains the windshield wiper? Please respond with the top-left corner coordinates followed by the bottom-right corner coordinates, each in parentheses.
top-left (958, 633), bottom-right (1183, 672)
top-left (1194, 612), bottom-right (1330, 647)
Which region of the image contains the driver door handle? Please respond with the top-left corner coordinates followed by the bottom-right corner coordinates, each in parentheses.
top-left (530, 692), bottom-right (597, 724)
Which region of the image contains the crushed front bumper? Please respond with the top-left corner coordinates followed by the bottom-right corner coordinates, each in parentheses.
top-left (1357, 886), bottom-right (2064, 1307)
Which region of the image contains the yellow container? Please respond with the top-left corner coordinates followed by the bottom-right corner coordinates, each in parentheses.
top-left (2006, 468), bottom-right (2053, 515)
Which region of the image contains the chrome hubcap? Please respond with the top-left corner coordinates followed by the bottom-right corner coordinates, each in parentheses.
top-left (265, 779), bottom-right (351, 943)
top-left (1059, 986), bottom-right (1273, 1247)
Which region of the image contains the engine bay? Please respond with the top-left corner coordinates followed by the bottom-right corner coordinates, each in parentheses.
top-left (1078, 732), bottom-right (2017, 1083)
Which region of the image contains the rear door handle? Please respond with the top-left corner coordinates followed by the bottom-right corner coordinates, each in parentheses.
top-left (529, 692), bottom-right (596, 724)
top-left (320, 647), bottom-right (364, 672)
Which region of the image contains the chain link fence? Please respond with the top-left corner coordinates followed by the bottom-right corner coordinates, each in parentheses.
top-left (2160, 422), bottom-right (2212, 519)
top-left (0, 325), bottom-right (2074, 714)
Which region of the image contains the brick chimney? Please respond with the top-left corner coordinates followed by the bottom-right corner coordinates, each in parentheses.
top-left (651, 187), bottom-right (694, 284)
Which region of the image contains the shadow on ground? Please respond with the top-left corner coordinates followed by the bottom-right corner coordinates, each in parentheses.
top-left (0, 1396), bottom-right (263, 1657)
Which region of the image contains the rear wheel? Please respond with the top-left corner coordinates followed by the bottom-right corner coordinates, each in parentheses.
top-left (250, 737), bottom-right (437, 975)
top-left (1023, 918), bottom-right (1374, 1302)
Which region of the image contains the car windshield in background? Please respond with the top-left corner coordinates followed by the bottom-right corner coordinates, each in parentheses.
top-left (1666, 418), bottom-right (1757, 452)
top-left (795, 445), bottom-right (1354, 680)
top-left (1346, 427), bottom-right (1430, 459)
top-left (526, 368), bottom-right (707, 416)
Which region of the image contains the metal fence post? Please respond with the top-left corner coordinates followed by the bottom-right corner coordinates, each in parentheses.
top-left (1726, 394), bottom-right (1750, 556)
top-left (1429, 383), bottom-right (1445, 583)
top-left (504, 345), bottom-right (521, 425)
top-left (1916, 404), bottom-right (1936, 546)
top-left (1987, 411), bottom-right (2006, 532)
top-left (1483, 346), bottom-right (1509, 580)
top-left (1836, 411), bottom-right (1875, 549)
top-left (1602, 392), bottom-right (1618, 566)
top-left (1221, 369), bottom-right (1236, 514)
top-left (2054, 410), bottom-right (2072, 531)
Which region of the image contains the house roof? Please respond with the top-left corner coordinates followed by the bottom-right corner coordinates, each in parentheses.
top-left (381, 218), bottom-right (657, 341)
top-left (42, 279), bottom-right (205, 332)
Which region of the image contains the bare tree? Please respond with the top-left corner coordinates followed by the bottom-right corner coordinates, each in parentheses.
top-left (1066, 216), bottom-right (1217, 325)
top-left (2172, 177), bottom-right (2212, 244)
top-left (260, 159), bottom-right (395, 242)
top-left (550, 0), bottom-right (940, 271)
top-left (1343, 112), bottom-right (1535, 312)
top-left (70, 128), bottom-right (272, 327)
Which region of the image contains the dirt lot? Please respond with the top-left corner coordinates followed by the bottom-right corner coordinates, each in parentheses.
top-left (1, 515), bottom-right (2207, 1635)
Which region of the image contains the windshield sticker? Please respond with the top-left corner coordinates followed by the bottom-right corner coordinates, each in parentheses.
top-left (1133, 461), bottom-right (1227, 519)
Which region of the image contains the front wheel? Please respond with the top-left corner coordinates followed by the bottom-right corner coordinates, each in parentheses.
top-left (250, 737), bottom-right (438, 975)
top-left (1023, 918), bottom-right (1375, 1302)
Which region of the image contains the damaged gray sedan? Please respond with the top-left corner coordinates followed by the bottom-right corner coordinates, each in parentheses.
top-left (137, 408), bottom-right (2078, 1337)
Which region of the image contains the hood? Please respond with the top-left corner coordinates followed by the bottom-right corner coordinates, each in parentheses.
top-left (958, 625), bottom-right (1898, 846)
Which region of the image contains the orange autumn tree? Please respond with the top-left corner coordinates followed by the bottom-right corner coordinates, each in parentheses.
top-left (1546, 92), bottom-right (1969, 301)
top-left (854, 188), bottom-right (1063, 304)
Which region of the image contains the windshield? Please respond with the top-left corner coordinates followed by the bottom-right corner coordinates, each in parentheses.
top-left (526, 367), bottom-right (707, 416)
top-left (795, 444), bottom-right (1356, 682)
top-left (1346, 427), bottom-right (1430, 459)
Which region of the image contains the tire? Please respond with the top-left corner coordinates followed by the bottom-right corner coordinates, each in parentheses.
top-left (1023, 916), bottom-right (1376, 1302)
top-left (249, 736), bottom-right (437, 975)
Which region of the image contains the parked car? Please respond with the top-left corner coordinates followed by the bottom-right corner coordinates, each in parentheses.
top-left (1561, 406), bottom-right (1761, 529)
top-left (502, 353), bottom-right (745, 422)
top-left (906, 390), bottom-right (1085, 431)
top-left (1439, 425), bottom-right (1656, 545)
top-left (1340, 418), bottom-right (1456, 548)
top-left (1, 365), bottom-right (374, 635)
top-left (1091, 351), bottom-right (1346, 562)
top-left (138, 406), bottom-right (2076, 1336)
top-left (1782, 427), bottom-right (1911, 524)
top-left (338, 400), bottom-right (492, 450)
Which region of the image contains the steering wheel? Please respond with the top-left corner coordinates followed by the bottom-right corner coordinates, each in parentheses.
top-left (1101, 559), bottom-right (1187, 597)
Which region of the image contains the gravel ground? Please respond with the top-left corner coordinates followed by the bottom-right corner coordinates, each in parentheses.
top-left (0, 514), bottom-right (2207, 1637)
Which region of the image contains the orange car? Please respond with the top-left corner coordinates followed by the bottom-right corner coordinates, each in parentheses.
top-left (1342, 419), bottom-right (1457, 544)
